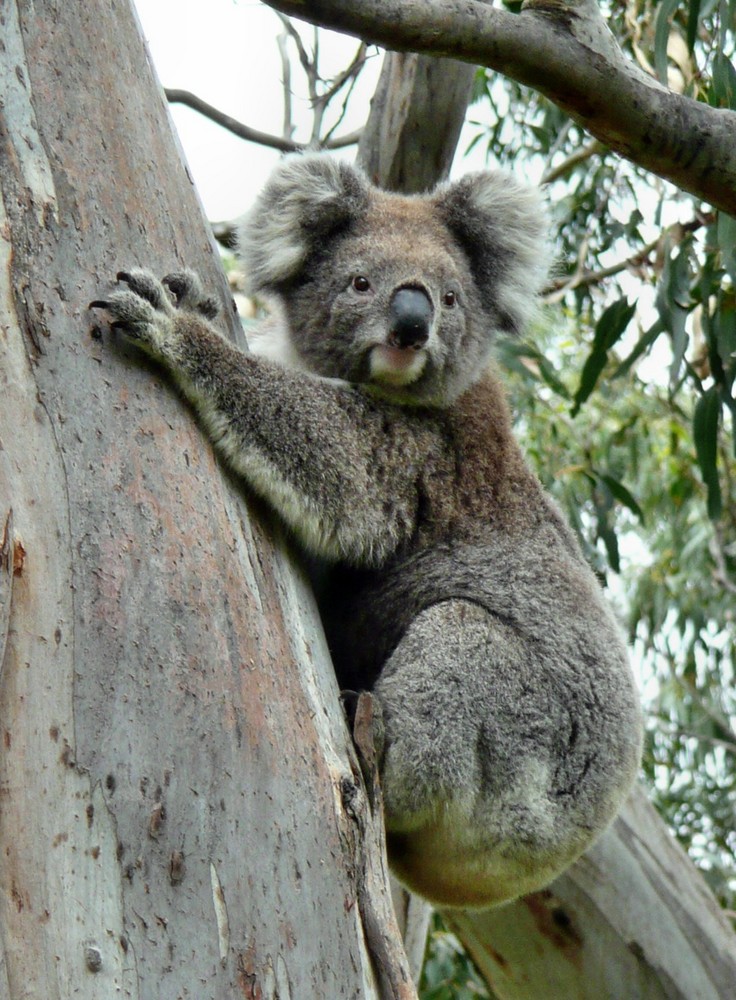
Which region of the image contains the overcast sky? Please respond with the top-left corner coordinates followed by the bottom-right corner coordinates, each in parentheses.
top-left (133, 0), bottom-right (383, 221)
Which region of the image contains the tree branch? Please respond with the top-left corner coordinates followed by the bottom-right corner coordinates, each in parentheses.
top-left (544, 235), bottom-right (655, 301)
top-left (275, 11), bottom-right (314, 80)
top-left (276, 30), bottom-right (296, 141)
top-left (322, 41), bottom-right (370, 103)
top-left (165, 88), bottom-right (361, 151)
top-left (260, 0), bottom-right (736, 214)
top-left (541, 138), bottom-right (603, 185)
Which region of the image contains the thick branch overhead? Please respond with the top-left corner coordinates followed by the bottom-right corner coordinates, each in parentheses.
top-left (262, 0), bottom-right (736, 214)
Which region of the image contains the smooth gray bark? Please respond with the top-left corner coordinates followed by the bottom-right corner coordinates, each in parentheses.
top-left (263, 0), bottom-right (736, 215)
top-left (0, 1), bottom-right (415, 997)
top-left (358, 52), bottom-right (475, 192)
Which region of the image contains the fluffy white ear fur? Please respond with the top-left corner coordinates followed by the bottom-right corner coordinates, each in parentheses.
top-left (435, 171), bottom-right (554, 336)
top-left (238, 154), bottom-right (370, 294)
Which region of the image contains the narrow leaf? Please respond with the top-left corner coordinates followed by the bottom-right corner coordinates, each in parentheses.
top-left (613, 319), bottom-right (664, 379)
top-left (654, 239), bottom-right (693, 388)
top-left (654, 0), bottom-right (680, 84)
top-left (686, 0), bottom-right (702, 52)
top-left (598, 473), bottom-right (646, 523)
top-left (571, 298), bottom-right (636, 415)
top-left (712, 51), bottom-right (736, 110)
top-left (716, 212), bottom-right (736, 285)
top-left (597, 516), bottom-right (621, 573)
top-left (693, 386), bottom-right (723, 519)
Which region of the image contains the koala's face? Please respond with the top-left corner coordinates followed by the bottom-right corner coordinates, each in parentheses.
top-left (279, 197), bottom-right (496, 406)
top-left (240, 155), bottom-right (551, 407)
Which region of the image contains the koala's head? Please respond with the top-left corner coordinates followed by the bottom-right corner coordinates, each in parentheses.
top-left (239, 153), bottom-right (551, 407)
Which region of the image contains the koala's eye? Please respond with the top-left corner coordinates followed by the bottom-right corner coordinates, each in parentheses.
top-left (443, 290), bottom-right (457, 307)
top-left (352, 275), bottom-right (371, 293)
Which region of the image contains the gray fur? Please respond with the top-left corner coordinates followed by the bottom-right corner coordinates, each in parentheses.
top-left (94, 155), bottom-right (642, 908)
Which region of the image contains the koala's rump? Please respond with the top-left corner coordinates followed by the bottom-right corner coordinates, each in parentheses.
top-left (322, 523), bottom-right (641, 779)
top-left (320, 528), bottom-right (641, 906)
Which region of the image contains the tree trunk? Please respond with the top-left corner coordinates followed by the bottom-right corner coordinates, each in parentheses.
top-left (0, 2), bottom-right (414, 997)
top-left (357, 52), bottom-right (475, 192)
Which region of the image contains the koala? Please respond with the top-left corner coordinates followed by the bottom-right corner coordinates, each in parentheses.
top-left (92, 153), bottom-right (642, 909)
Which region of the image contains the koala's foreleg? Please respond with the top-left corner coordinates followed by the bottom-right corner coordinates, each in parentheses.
top-left (92, 270), bottom-right (428, 566)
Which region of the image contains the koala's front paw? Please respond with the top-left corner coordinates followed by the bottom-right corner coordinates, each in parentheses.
top-left (90, 269), bottom-right (179, 360)
top-left (162, 271), bottom-right (219, 320)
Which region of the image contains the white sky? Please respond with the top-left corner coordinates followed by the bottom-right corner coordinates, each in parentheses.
top-left (133, 0), bottom-right (383, 220)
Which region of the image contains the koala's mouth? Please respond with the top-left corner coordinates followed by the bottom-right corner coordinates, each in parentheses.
top-left (369, 343), bottom-right (428, 386)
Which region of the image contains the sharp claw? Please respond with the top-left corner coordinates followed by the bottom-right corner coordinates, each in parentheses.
top-left (116, 270), bottom-right (132, 283)
top-left (162, 277), bottom-right (182, 296)
top-left (89, 300), bottom-right (110, 310)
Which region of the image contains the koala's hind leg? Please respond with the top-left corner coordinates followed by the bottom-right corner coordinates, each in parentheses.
top-left (373, 599), bottom-right (594, 908)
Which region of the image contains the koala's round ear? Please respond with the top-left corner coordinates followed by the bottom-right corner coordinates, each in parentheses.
top-left (435, 171), bottom-right (553, 336)
top-left (239, 153), bottom-right (370, 294)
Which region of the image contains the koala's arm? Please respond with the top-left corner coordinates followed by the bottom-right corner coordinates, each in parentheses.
top-left (92, 270), bottom-right (435, 565)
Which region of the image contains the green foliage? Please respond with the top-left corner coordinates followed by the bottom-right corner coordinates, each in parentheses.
top-left (694, 385), bottom-right (723, 518)
top-left (655, 0), bottom-right (684, 83)
top-left (420, 914), bottom-right (491, 999)
top-left (570, 297), bottom-right (637, 415)
top-left (604, 0), bottom-right (736, 107)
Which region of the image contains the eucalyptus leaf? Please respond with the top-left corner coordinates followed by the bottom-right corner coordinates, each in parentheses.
top-left (687, 0), bottom-right (703, 52)
top-left (693, 386), bottom-right (723, 519)
top-left (716, 212), bottom-right (736, 285)
top-left (571, 298), bottom-right (636, 415)
top-left (654, 0), bottom-right (682, 84)
top-left (598, 472), bottom-right (646, 523)
top-left (712, 50), bottom-right (736, 109)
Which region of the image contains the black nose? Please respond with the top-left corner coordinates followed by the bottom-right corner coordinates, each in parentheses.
top-left (388, 287), bottom-right (433, 349)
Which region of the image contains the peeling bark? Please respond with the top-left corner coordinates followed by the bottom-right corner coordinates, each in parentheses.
top-left (263, 0), bottom-right (736, 214)
top-left (0, 1), bottom-right (412, 996)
